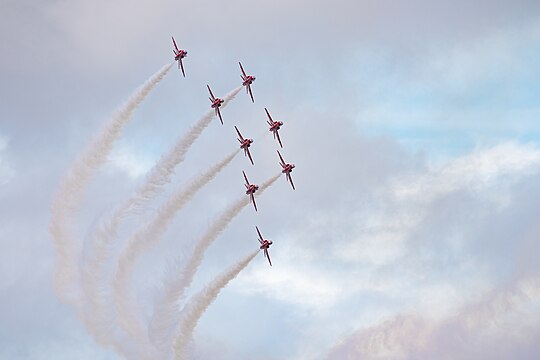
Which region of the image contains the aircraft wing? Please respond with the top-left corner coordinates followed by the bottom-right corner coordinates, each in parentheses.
top-left (243, 171), bottom-right (250, 186)
top-left (265, 108), bottom-right (273, 122)
top-left (179, 59), bottom-right (185, 77)
top-left (288, 173), bottom-right (296, 190)
top-left (255, 226), bottom-right (264, 245)
top-left (239, 62), bottom-right (247, 77)
top-left (256, 226), bottom-right (264, 243)
top-left (276, 130), bottom-right (283, 148)
top-left (235, 126), bottom-right (244, 141)
top-left (265, 249), bottom-right (272, 266)
top-left (277, 150), bottom-right (286, 166)
top-left (217, 108), bottom-right (223, 125)
top-left (246, 148), bottom-right (254, 165)
top-left (172, 36), bottom-right (179, 52)
top-left (248, 85), bottom-right (254, 103)
top-left (207, 85), bottom-right (215, 101)
top-left (251, 193), bottom-right (258, 211)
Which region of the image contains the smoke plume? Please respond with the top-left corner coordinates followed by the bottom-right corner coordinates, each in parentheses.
top-left (49, 62), bottom-right (172, 306)
top-left (149, 173), bottom-right (281, 353)
top-left (112, 150), bottom-right (240, 341)
top-left (173, 250), bottom-right (259, 360)
top-left (79, 86), bottom-right (242, 349)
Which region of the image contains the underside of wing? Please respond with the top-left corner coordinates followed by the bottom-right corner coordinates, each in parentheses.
top-left (172, 36), bottom-right (179, 52)
top-left (251, 194), bottom-right (257, 211)
top-left (265, 249), bottom-right (272, 266)
top-left (239, 61), bottom-right (247, 77)
top-left (256, 226), bottom-right (264, 242)
top-left (247, 149), bottom-right (254, 165)
top-left (277, 150), bottom-right (285, 165)
top-left (217, 108), bottom-right (223, 125)
top-left (235, 126), bottom-right (244, 140)
top-left (248, 85), bottom-right (254, 103)
top-left (276, 130), bottom-right (283, 148)
top-left (288, 174), bottom-right (295, 190)
top-left (265, 108), bottom-right (273, 122)
top-left (207, 85), bottom-right (215, 100)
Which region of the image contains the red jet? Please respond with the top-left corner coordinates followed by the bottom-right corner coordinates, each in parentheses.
top-left (239, 62), bottom-right (256, 103)
top-left (256, 226), bottom-right (273, 266)
top-left (277, 151), bottom-right (295, 190)
top-left (207, 85), bottom-right (224, 125)
top-left (235, 126), bottom-right (254, 165)
top-left (243, 171), bottom-right (259, 211)
top-left (171, 37), bottom-right (187, 77)
top-left (264, 108), bottom-right (284, 148)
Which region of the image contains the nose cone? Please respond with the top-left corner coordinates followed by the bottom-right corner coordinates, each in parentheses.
top-left (268, 240), bottom-right (273, 245)
top-left (291, 164), bottom-right (295, 169)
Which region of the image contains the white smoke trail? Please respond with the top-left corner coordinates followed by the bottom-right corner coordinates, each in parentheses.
top-left (149, 173), bottom-right (281, 354)
top-left (173, 250), bottom-right (259, 360)
top-left (80, 86), bottom-right (242, 349)
top-left (117, 86), bottom-right (242, 217)
top-left (49, 62), bottom-right (172, 306)
top-left (112, 149), bottom-right (240, 342)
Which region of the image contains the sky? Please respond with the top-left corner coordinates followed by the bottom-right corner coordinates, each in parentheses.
top-left (2, 1), bottom-right (540, 359)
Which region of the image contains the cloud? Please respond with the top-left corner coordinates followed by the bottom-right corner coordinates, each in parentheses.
top-left (2, 2), bottom-right (540, 359)
top-left (234, 257), bottom-right (345, 310)
top-left (325, 277), bottom-right (540, 360)
top-left (107, 141), bottom-right (154, 179)
top-left (231, 141), bottom-right (540, 358)
top-left (0, 135), bottom-right (14, 185)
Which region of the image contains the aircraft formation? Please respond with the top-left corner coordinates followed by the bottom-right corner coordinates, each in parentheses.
top-left (172, 36), bottom-right (296, 266)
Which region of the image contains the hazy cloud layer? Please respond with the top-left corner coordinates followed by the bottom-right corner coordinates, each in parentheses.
top-left (2, 1), bottom-right (540, 359)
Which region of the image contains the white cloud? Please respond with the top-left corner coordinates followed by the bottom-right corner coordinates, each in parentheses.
top-left (234, 259), bottom-right (345, 310)
top-left (335, 141), bottom-right (540, 266)
top-left (325, 277), bottom-right (540, 359)
top-left (0, 135), bottom-right (14, 185)
top-left (107, 141), bottom-right (154, 179)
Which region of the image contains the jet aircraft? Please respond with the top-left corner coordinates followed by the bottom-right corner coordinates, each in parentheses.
top-left (256, 226), bottom-right (273, 266)
top-left (171, 37), bottom-right (187, 77)
top-left (239, 62), bottom-right (256, 103)
top-left (277, 151), bottom-right (295, 190)
top-left (243, 171), bottom-right (259, 211)
top-left (207, 85), bottom-right (224, 124)
top-left (235, 126), bottom-right (254, 165)
top-left (265, 108), bottom-right (284, 148)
